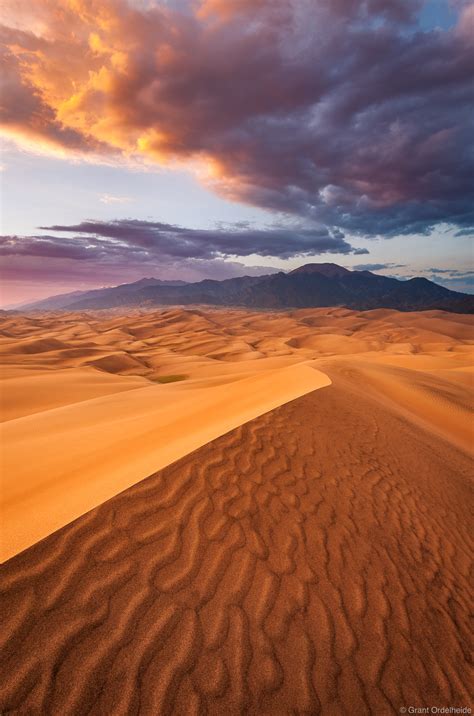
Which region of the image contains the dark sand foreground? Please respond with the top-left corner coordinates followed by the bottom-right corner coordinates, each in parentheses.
top-left (1, 372), bottom-right (473, 715)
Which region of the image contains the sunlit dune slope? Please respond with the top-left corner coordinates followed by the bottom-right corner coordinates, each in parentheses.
top-left (1, 364), bottom-right (330, 560)
top-left (0, 367), bottom-right (148, 422)
top-left (1, 377), bottom-right (472, 713)
top-left (320, 358), bottom-right (473, 453)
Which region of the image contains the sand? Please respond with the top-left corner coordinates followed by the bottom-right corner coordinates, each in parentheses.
top-left (0, 306), bottom-right (473, 713)
top-left (1, 376), bottom-right (472, 714)
top-left (1, 363), bottom-right (330, 560)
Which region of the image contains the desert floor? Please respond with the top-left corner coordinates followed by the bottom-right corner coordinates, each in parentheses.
top-left (0, 306), bottom-right (473, 714)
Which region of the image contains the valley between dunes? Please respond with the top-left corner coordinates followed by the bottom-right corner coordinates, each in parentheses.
top-left (0, 306), bottom-right (473, 714)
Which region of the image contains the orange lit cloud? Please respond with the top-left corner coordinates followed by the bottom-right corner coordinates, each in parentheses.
top-left (1, 0), bottom-right (473, 237)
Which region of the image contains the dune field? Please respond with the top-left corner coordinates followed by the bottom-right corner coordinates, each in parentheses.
top-left (0, 306), bottom-right (473, 714)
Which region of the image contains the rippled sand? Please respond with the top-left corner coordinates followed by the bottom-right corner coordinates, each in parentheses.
top-left (1, 307), bottom-right (473, 713)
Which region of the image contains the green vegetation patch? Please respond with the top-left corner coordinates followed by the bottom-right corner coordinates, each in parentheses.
top-left (151, 374), bottom-right (188, 383)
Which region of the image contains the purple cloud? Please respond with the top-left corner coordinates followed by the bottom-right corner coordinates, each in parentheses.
top-left (31, 219), bottom-right (360, 259)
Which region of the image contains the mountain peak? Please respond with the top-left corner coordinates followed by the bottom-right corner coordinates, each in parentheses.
top-left (289, 263), bottom-right (350, 278)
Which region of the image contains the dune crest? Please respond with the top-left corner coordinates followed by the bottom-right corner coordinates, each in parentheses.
top-left (1, 364), bottom-right (330, 561)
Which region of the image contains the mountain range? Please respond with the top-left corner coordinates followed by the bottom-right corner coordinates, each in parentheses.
top-left (20, 264), bottom-right (474, 313)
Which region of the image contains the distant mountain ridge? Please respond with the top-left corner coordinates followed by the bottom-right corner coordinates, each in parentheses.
top-left (21, 264), bottom-right (474, 313)
top-left (21, 278), bottom-right (187, 311)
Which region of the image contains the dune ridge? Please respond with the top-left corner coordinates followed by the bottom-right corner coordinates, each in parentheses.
top-left (1, 377), bottom-right (472, 714)
top-left (1, 364), bottom-right (330, 561)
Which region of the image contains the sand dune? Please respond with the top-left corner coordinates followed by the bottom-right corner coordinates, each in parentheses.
top-left (1, 306), bottom-right (472, 561)
top-left (1, 379), bottom-right (472, 714)
top-left (320, 358), bottom-right (473, 453)
top-left (1, 364), bottom-right (330, 560)
top-left (0, 306), bottom-right (473, 712)
top-left (0, 367), bottom-right (148, 422)
top-left (1, 307), bottom-right (472, 380)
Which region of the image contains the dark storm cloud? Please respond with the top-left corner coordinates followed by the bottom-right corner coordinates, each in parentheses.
top-left (33, 219), bottom-right (359, 259)
top-left (2, 0), bottom-right (473, 240)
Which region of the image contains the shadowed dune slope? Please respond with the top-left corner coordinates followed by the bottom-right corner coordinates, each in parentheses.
top-left (1, 379), bottom-right (472, 715)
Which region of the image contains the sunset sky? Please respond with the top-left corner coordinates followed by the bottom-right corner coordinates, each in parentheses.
top-left (1, 0), bottom-right (473, 305)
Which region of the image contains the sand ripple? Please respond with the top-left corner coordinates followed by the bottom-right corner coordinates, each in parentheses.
top-left (1, 380), bottom-right (472, 714)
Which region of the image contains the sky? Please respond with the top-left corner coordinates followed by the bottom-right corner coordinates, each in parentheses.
top-left (0, 0), bottom-right (473, 305)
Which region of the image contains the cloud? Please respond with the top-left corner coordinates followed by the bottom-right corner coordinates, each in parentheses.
top-left (0, 217), bottom-right (362, 301)
top-left (353, 262), bottom-right (407, 271)
top-left (351, 263), bottom-right (474, 293)
top-left (99, 193), bottom-right (132, 204)
top-left (426, 267), bottom-right (452, 274)
top-left (426, 271), bottom-right (474, 294)
top-left (427, 268), bottom-right (474, 277)
top-left (26, 218), bottom-right (358, 260)
top-left (1, 0), bottom-right (473, 239)
top-left (454, 228), bottom-right (474, 237)
top-left (423, 266), bottom-right (474, 293)
top-left (0, 216), bottom-right (366, 304)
